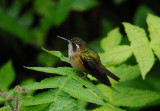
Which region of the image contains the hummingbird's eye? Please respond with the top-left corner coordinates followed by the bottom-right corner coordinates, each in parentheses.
top-left (76, 44), bottom-right (80, 49)
top-left (72, 43), bottom-right (79, 52)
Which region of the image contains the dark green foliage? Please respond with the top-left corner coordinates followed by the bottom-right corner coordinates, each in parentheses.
top-left (0, 0), bottom-right (160, 111)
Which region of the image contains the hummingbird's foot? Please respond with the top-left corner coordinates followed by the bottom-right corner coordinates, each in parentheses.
top-left (81, 74), bottom-right (88, 80)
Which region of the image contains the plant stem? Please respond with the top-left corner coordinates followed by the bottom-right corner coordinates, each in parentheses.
top-left (16, 92), bottom-right (20, 111)
top-left (7, 101), bottom-right (15, 111)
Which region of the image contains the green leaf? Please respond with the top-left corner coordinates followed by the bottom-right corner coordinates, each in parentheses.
top-left (24, 76), bottom-right (106, 106)
top-left (24, 67), bottom-right (77, 76)
top-left (42, 47), bottom-right (70, 63)
top-left (0, 60), bottom-right (15, 91)
top-left (47, 91), bottom-right (78, 111)
top-left (34, 0), bottom-right (73, 26)
top-left (113, 86), bottom-right (160, 107)
top-left (37, 53), bottom-right (58, 67)
top-left (92, 106), bottom-right (126, 111)
top-left (20, 78), bottom-right (35, 86)
top-left (71, 74), bottom-right (109, 102)
top-left (20, 104), bottom-right (49, 111)
top-left (25, 66), bottom-right (109, 102)
top-left (72, 0), bottom-right (98, 11)
top-left (45, 100), bottom-right (86, 111)
top-left (147, 14), bottom-right (160, 60)
top-left (97, 84), bottom-right (160, 107)
top-left (0, 9), bottom-right (32, 43)
top-left (123, 22), bottom-right (155, 79)
top-left (146, 76), bottom-right (160, 93)
top-left (20, 78), bottom-right (36, 95)
top-left (0, 106), bottom-right (10, 111)
top-left (134, 5), bottom-right (154, 29)
top-left (0, 97), bottom-right (4, 104)
top-left (100, 45), bottom-right (132, 66)
top-left (110, 64), bottom-right (140, 83)
top-left (76, 100), bottom-right (87, 111)
top-left (100, 28), bottom-right (122, 52)
top-left (18, 12), bottom-right (33, 28)
top-left (23, 89), bottom-right (73, 106)
top-left (7, 0), bottom-right (21, 18)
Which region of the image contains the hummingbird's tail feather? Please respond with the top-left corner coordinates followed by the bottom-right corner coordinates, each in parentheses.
top-left (102, 69), bottom-right (120, 82)
top-left (96, 74), bottom-right (112, 86)
top-left (90, 69), bottom-right (112, 86)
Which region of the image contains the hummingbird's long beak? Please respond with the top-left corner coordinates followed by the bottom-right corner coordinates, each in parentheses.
top-left (56, 35), bottom-right (70, 42)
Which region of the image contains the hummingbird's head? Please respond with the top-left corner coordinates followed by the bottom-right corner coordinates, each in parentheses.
top-left (70, 37), bottom-right (88, 51)
top-left (57, 36), bottom-right (87, 52)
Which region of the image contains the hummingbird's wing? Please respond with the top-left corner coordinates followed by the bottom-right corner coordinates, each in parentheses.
top-left (80, 49), bottom-right (111, 86)
top-left (80, 55), bottom-right (111, 86)
top-left (80, 48), bottom-right (120, 86)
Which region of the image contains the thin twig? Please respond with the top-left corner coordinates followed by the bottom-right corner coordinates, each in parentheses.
top-left (16, 93), bottom-right (19, 111)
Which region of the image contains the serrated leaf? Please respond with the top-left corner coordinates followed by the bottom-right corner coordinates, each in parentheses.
top-left (71, 74), bottom-right (109, 102)
top-left (42, 47), bottom-right (70, 63)
top-left (20, 104), bottom-right (49, 111)
top-left (147, 14), bottom-right (160, 60)
top-left (24, 76), bottom-right (106, 106)
top-left (123, 22), bottom-right (155, 79)
top-left (92, 106), bottom-right (126, 111)
top-left (97, 84), bottom-right (160, 107)
top-left (110, 64), bottom-right (140, 83)
top-left (24, 67), bottom-right (77, 76)
top-left (25, 66), bottom-right (109, 102)
top-left (134, 5), bottom-right (154, 29)
top-left (113, 86), bottom-right (160, 107)
top-left (20, 78), bottom-right (35, 86)
top-left (48, 93), bottom-right (78, 111)
top-left (72, 0), bottom-right (98, 11)
top-left (100, 28), bottom-right (122, 52)
top-left (0, 60), bottom-right (15, 91)
top-left (23, 89), bottom-right (73, 106)
top-left (100, 45), bottom-right (132, 66)
top-left (76, 100), bottom-right (87, 111)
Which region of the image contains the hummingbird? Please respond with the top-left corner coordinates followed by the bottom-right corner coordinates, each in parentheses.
top-left (57, 36), bottom-right (120, 86)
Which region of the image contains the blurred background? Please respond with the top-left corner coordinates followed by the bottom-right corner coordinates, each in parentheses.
top-left (0, 0), bottom-right (160, 110)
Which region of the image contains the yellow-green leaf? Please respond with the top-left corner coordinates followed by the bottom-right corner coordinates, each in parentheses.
top-left (113, 86), bottom-right (160, 107)
top-left (110, 64), bottom-right (140, 83)
top-left (123, 22), bottom-right (155, 79)
top-left (25, 66), bottom-right (109, 102)
top-left (42, 47), bottom-right (70, 63)
top-left (147, 14), bottom-right (160, 60)
top-left (100, 45), bottom-right (132, 66)
top-left (24, 76), bottom-right (106, 106)
top-left (100, 28), bottom-right (122, 52)
top-left (92, 106), bottom-right (126, 111)
top-left (97, 84), bottom-right (160, 107)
